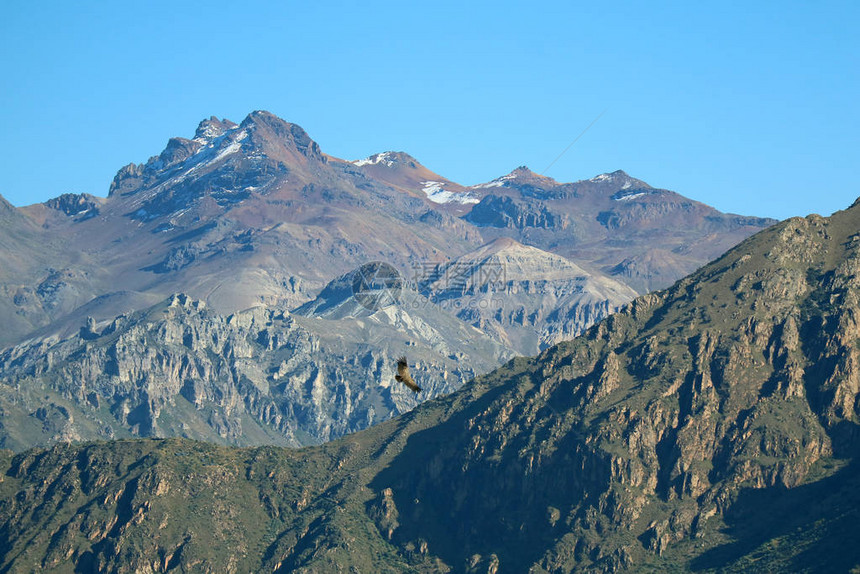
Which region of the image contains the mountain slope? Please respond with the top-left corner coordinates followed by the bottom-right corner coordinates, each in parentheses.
top-left (0, 289), bottom-right (511, 452)
top-left (351, 151), bottom-right (480, 215)
top-left (2, 113), bottom-right (772, 351)
top-left (0, 111), bottom-right (775, 455)
top-left (6, 112), bottom-right (484, 347)
top-left (1, 199), bottom-right (857, 572)
top-left (421, 237), bottom-right (639, 353)
top-left (466, 168), bottom-right (776, 293)
top-left (0, 193), bottom-right (95, 345)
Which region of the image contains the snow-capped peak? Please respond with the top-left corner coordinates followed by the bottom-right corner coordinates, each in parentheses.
top-left (193, 117), bottom-right (239, 143)
top-left (353, 152), bottom-right (399, 167)
top-left (471, 166), bottom-right (548, 189)
top-left (590, 173), bottom-right (614, 182)
top-left (588, 170), bottom-right (635, 184)
top-left (471, 172), bottom-right (518, 189)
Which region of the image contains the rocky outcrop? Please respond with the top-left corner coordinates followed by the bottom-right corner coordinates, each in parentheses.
top-left (44, 193), bottom-right (101, 217)
top-left (0, 292), bottom-right (511, 451)
top-left (108, 163), bottom-right (144, 197)
top-left (360, 207), bottom-right (857, 572)
top-left (420, 238), bottom-right (639, 354)
top-left (465, 194), bottom-right (569, 229)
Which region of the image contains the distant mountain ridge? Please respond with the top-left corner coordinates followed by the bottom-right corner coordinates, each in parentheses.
top-left (419, 237), bottom-right (639, 352)
top-left (463, 167), bottom-right (774, 293)
top-left (3, 111), bottom-right (773, 345)
top-left (0, 110), bottom-right (775, 451)
top-left (351, 151), bottom-right (480, 211)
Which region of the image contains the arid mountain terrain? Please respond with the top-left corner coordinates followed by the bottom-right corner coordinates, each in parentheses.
top-left (0, 111), bottom-right (775, 450)
top-left (2, 196), bottom-right (857, 573)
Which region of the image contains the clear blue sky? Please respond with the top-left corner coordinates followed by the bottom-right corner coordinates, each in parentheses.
top-left (1, 1), bottom-right (858, 220)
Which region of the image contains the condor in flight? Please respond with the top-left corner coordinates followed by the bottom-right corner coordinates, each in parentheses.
top-left (395, 356), bottom-right (422, 393)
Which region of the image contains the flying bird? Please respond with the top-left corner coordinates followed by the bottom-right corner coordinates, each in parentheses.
top-left (396, 356), bottom-right (422, 393)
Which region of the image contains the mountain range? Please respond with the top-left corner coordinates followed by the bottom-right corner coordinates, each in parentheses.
top-left (1, 190), bottom-right (857, 573)
top-left (0, 111), bottom-right (775, 451)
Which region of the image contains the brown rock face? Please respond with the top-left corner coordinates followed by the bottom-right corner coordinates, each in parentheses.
top-left (362, 204), bottom-right (859, 572)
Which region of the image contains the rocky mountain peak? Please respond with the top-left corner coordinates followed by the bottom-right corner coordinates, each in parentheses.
top-left (585, 169), bottom-right (652, 191)
top-left (592, 168), bottom-right (630, 179)
top-left (456, 237), bottom-right (586, 276)
top-left (509, 165), bottom-right (538, 177)
top-left (43, 193), bottom-right (101, 217)
top-left (194, 116), bottom-right (238, 141)
top-left (107, 163), bottom-right (143, 197)
top-left (352, 151), bottom-right (419, 168)
top-left (238, 110), bottom-right (324, 162)
top-left (102, 111), bottom-right (334, 220)
top-left (475, 165), bottom-right (556, 188)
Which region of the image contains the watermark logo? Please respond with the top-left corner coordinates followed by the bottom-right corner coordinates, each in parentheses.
top-left (351, 261), bottom-right (403, 311)
top-left (410, 261), bottom-right (506, 292)
top-left (350, 260), bottom-right (508, 312)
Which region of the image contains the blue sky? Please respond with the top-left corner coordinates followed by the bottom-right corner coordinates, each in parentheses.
top-left (1, 1), bottom-right (857, 219)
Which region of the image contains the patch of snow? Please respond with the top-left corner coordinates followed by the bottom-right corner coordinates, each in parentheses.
top-left (472, 180), bottom-right (505, 189)
top-left (193, 124), bottom-right (243, 146)
top-left (212, 139), bottom-right (242, 163)
top-left (621, 181), bottom-right (632, 189)
top-left (613, 192), bottom-right (648, 201)
top-left (590, 173), bottom-right (613, 182)
top-left (209, 129), bottom-right (248, 163)
top-left (195, 129), bottom-right (217, 142)
top-left (471, 172), bottom-right (517, 189)
top-left (174, 128), bottom-right (248, 183)
top-left (353, 152), bottom-right (397, 167)
top-left (421, 181), bottom-right (480, 205)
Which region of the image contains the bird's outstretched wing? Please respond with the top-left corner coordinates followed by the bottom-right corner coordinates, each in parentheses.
top-left (395, 356), bottom-right (422, 393)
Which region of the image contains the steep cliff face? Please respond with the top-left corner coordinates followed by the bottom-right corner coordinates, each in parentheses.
top-left (364, 205), bottom-right (860, 572)
top-left (466, 194), bottom-right (567, 229)
top-left (0, 292), bottom-right (510, 451)
top-left (1, 202), bottom-right (857, 572)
